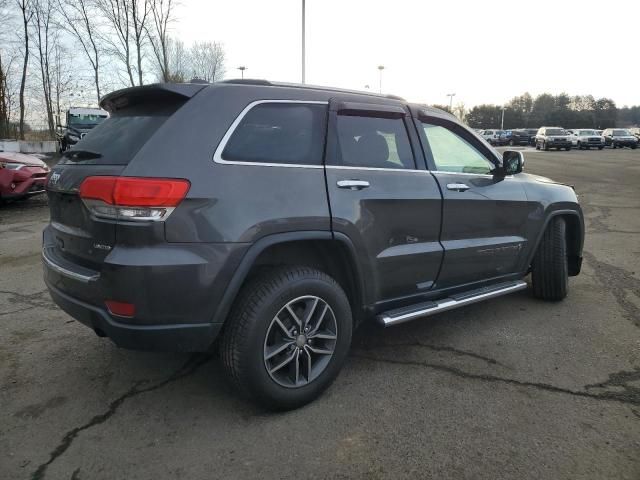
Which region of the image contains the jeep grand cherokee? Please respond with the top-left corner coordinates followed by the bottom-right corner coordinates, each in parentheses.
top-left (43, 80), bottom-right (584, 409)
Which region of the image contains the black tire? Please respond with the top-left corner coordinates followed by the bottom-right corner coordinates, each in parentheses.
top-left (577, 141), bottom-right (582, 149)
top-left (543, 141), bottom-right (549, 151)
top-left (220, 266), bottom-right (353, 410)
top-left (535, 142), bottom-right (540, 150)
top-left (598, 146), bottom-right (604, 150)
top-left (565, 147), bottom-right (571, 151)
top-left (509, 139), bottom-right (515, 146)
top-left (632, 144), bottom-right (637, 149)
top-left (531, 217), bottom-right (568, 301)
top-left (612, 143), bottom-right (616, 149)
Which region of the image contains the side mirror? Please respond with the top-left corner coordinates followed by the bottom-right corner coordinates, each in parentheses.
top-left (501, 150), bottom-right (524, 175)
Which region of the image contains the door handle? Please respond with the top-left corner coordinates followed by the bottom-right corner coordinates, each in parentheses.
top-left (446, 183), bottom-right (470, 192)
top-left (337, 180), bottom-right (370, 190)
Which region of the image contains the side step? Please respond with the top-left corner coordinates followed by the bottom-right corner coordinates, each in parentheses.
top-left (377, 280), bottom-right (528, 327)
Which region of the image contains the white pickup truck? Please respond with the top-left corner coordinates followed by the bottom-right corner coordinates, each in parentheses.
top-left (569, 129), bottom-right (605, 150)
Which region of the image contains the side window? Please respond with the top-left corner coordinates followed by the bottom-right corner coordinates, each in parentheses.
top-left (222, 103), bottom-right (327, 165)
top-left (421, 123), bottom-right (495, 175)
top-left (332, 115), bottom-right (415, 169)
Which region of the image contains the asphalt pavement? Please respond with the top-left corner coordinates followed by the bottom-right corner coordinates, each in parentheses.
top-left (1, 147), bottom-right (639, 480)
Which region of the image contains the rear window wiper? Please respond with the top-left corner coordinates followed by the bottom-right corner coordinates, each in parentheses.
top-left (63, 149), bottom-right (103, 161)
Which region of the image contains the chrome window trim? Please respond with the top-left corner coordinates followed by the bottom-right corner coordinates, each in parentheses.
top-left (326, 165), bottom-right (430, 173)
top-left (431, 170), bottom-right (513, 179)
top-left (213, 99), bottom-right (328, 168)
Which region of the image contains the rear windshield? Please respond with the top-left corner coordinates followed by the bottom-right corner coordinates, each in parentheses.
top-left (60, 100), bottom-right (183, 165)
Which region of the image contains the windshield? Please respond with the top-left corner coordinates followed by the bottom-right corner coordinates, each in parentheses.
top-left (579, 130), bottom-right (597, 135)
top-left (69, 113), bottom-right (108, 127)
top-left (613, 129), bottom-right (630, 136)
top-left (546, 128), bottom-right (565, 136)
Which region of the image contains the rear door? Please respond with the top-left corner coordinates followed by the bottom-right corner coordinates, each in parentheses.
top-left (414, 113), bottom-right (530, 289)
top-left (324, 100), bottom-right (443, 307)
top-left (45, 94), bottom-right (190, 270)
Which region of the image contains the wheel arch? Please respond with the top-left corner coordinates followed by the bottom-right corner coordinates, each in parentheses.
top-left (527, 209), bottom-right (584, 276)
top-left (212, 232), bottom-right (367, 326)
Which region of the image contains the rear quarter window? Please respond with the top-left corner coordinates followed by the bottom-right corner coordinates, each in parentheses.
top-left (221, 102), bottom-right (327, 165)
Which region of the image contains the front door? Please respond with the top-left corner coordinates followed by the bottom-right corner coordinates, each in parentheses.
top-left (324, 100), bottom-right (443, 306)
top-left (416, 116), bottom-right (530, 289)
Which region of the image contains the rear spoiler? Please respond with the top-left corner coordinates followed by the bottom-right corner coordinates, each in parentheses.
top-left (99, 83), bottom-right (207, 113)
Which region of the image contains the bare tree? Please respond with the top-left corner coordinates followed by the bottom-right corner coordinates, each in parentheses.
top-left (189, 41), bottom-right (225, 82)
top-left (130, 0), bottom-right (149, 85)
top-left (51, 41), bottom-right (73, 120)
top-left (147, 0), bottom-right (174, 82)
top-left (56, 0), bottom-right (102, 103)
top-left (16, 0), bottom-right (33, 139)
top-left (163, 37), bottom-right (187, 82)
top-left (97, 0), bottom-right (134, 86)
top-left (31, 0), bottom-right (57, 134)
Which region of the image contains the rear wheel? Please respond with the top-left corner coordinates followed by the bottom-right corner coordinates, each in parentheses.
top-left (531, 217), bottom-right (568, 301)
top-left (220, 266), bottom-right (352, 410)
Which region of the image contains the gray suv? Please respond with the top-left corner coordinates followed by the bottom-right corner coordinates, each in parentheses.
top-left (43, 80), bottom-right (584, 409)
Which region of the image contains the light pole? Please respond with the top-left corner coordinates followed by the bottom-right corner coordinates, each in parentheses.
top-left (377, 65), bottom-right (385, 93)
top-left (237, 66), bottom-right (247, 79)
top-left (301, 0), bottom-right (306, 84)
top-left (446, 93), bottom-right (456, 112)
top-left (501, 106), bottom-right (505, 130)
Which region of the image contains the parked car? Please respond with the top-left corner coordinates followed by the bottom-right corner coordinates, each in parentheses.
top-left (629, 127), bottom-right (640, 142)
top-left (479, 129), bottom-right (501, 145)
top-left (602, 128), bottom-right (638, 149)
top-left (508, 129), bottom-right (532, 146)
top-left (43, 81), bottom-right (584, 409)
top-left (569, 129), bottom-right (605, 150)
top-left (535, 127), bottom-right (572, 151)
top-left (523, 128), bottom-right (539, 146)
top-left (0, 152), bottom-right (50, 202)
top-left (56, 107), bottom-right (109, 152)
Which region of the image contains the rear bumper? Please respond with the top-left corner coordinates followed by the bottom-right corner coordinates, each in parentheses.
top-left (42, 225), bottom-right (249, 351)
top-left (45, 279), bottom-right (223, 351)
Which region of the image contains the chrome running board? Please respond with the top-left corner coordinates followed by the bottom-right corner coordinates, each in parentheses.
top-left (377, 280), bottom-right (528, 327)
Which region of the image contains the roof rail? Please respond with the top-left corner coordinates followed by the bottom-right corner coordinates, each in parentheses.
top-left (218, 79), bottom-right (406, 102)
top-left (220, 79), bottom-right (273, 86)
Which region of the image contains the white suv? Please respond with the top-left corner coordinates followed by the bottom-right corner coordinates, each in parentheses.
top-left (569, 129), bottom-right (605, 150)
top-left (479, 129), bottom-right (501, 145)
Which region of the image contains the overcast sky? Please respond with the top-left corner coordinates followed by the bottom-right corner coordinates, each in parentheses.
top-left (175, 0), bottom-right (639, 108)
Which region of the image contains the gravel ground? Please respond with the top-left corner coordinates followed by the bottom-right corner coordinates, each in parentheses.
top-left (1, 147), bottom-right (639, 480)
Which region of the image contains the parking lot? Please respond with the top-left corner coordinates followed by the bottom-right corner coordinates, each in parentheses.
top-left (1, 148), bottom-right (639, 479)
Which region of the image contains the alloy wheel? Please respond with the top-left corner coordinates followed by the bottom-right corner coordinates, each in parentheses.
top-left (263, 295), bottom-right (338, 388)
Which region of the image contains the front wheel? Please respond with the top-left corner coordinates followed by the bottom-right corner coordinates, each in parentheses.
top-left (220, 266), bottom-right (352, 410)
top-left (531, 217), bottom-right (568, 301)
top-left (543, 141), bottom-right (549, 151)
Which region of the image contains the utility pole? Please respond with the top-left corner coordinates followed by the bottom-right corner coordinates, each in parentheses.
top-left (301, 0), bottom-right (306, 84)
top-left (446, 93), bottom-right (456, 112)
top-left (378, 65), bottom-right (385, 94)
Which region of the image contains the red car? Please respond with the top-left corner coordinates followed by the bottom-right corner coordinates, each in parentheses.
top-left (0, 152), bottom-right (50, 201)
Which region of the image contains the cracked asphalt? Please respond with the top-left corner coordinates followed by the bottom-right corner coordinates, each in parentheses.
top-left (1, 148), bottom-right (639, 480)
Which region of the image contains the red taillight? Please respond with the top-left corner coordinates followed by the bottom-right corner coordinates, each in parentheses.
top-left (79, 176), bottom-right (190, 221)
top-left (80, 176), bottom-right (190, 206)
top-left (105, 300), bottom-right (135, 317)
